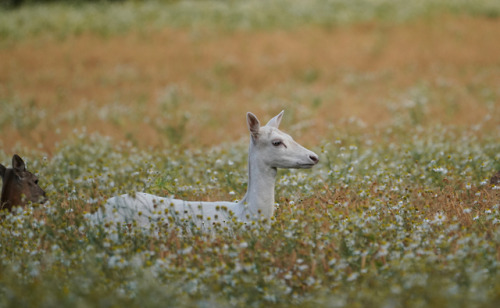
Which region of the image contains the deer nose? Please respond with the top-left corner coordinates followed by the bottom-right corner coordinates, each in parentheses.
top-left (309, 154), bottom-right (319, 164)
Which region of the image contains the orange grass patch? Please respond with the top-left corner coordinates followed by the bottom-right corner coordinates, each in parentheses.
top-left (1, 16), bottom-right (499, 153)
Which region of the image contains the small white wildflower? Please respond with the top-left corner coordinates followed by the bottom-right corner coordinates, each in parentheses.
top-left (347, 272), bottom-right (359, 282)
top-left (180, 246), bottom-right (193, 254)
top-left (433, 167), bottom-right (448, 175)
top-left (433, 212), bottom-right (447, 225)
top-left (263, 293), bottom-right (276, 303)
top-left (108, 255), bottom-right (127, 269)
top-left (305, 276), bottom-right (316, 286)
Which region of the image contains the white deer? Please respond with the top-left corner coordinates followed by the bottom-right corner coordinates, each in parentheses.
top-left (91, 111), bottom-right (319, 230)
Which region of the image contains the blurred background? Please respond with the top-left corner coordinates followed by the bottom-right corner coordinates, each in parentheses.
top-left (1, 0), bottom-right (499, 153)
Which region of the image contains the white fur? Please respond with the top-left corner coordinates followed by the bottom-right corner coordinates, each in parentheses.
top-left (90, 111), bottom-right (319, 230)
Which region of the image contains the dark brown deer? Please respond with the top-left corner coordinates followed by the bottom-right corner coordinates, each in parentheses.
top-left (0, 154), bottom-right (47, 212)
top-left (491, 171), bottom-right (500, 186)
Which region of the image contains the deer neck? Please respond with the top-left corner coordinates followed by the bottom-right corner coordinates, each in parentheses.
top-left (0, 171), bottom-right (16, 211)
top-left (0, 187), bottom-right (6, 210)
top-left (239, 142), bottom-right (277, 219)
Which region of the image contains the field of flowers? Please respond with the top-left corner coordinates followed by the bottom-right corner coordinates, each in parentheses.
top-left (1, 1), bottom-right (500, 307)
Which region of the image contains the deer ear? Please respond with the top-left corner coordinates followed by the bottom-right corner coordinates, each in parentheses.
top-left (12, 154), bottom-right (26, 173)
top-left (247, 112), bottom-right (260, 140)
top-left (0, 164), bottom-right (5, 180)
top-left (265, 110), bottom-right (284, 128)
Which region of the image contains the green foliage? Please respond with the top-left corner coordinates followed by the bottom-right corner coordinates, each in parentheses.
top-left (0, 98), bottom-right (44, 132)
top-left (152, 85), bottom-right (191, 146)
top-left (1, 0), bottom-right (500, 39)
top-left (0, 119), bottom-right (499, 306)
top-left (2, 0), bottom-right (126, 9)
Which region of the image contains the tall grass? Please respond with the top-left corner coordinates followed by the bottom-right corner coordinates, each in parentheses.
top-left (0, 115), bottom-right (499, 306)
top-left (1, 0), bottom-right (500, 39)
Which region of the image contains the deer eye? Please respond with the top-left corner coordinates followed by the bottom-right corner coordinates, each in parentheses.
top-left (272, 140), bottom-right (282, 147)
top-left (34, 179), bottom-right (39, 185)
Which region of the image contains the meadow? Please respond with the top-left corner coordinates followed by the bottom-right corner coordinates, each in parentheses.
top-left (0, 0), bottom-right (499, 307)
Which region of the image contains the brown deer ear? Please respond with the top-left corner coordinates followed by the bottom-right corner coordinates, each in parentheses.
top-left (247, 112), bottom-right (260, 141)
top-left (0, 164), bottom-right (5, 179)
top-left (12, 154), bottom-right (26, 173)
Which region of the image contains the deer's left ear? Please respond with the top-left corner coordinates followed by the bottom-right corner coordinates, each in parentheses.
top-left (12, 154), bottom-right (26, 173)
top-left (265, 110), bottom-right (284, 128)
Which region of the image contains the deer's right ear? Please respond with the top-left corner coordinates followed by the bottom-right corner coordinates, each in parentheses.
top-left (265, 110), bottom-right (284, 128)
top-left (0, 164), bottom-right (5, 179)
top-left (247, 112), bottom-right (260, 141)
top-left (12, 154), bottom-right (26, 173)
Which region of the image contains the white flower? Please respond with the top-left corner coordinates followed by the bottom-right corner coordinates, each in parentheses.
top-left (433, 212), bottom-right (447, 225)
top-left (180, 246), bottom-right (193, 254)
top-left (108, 255), bottom-right (127, 269)
top-left (347, 272), bottom-right (359, 281)
top-left (305, 276), bottom-right (316, 286)
top-left (87, 198), bottom-right (99, 204)
top-left (433, 167), bottom-right (448, 175)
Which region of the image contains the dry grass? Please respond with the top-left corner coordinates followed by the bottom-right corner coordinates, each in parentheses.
top-left (1, 16), bottom-right (499, 152)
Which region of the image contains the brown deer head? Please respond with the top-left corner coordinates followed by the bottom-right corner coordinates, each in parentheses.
top-left (0, 154), bottom-right (47, 211)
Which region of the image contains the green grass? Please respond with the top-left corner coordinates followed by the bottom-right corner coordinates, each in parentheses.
top-left (1, 0), bottom-right (500, 40)
top-left (0, 118), bottom-right (499, 307)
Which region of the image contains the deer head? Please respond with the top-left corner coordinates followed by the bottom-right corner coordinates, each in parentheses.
top-left (0, 154), bottom-right (47, 211)
top-left (246, 111), bottom-right (319, 169)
